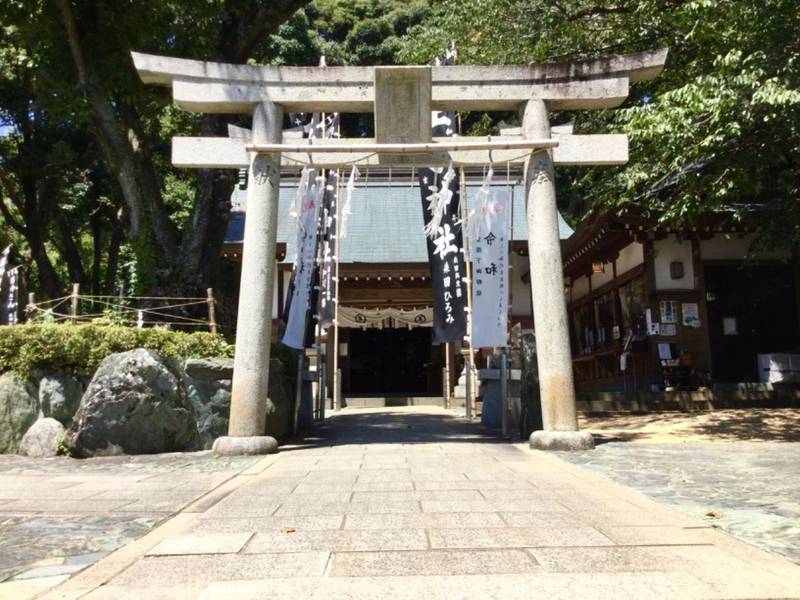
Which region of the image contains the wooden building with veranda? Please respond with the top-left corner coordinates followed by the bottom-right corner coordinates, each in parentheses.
top-left (562, 208), bottom-right (800, 397)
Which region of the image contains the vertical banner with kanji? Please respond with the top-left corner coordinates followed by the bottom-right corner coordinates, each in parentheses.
top-left (318, 170), bottom-right (339, 329)
top-left (471, 188), bottom-right (509, 348)
top-left (282, 174), bottom-right (322, 349)
top-left (418, 165), bottom-right (468, 342)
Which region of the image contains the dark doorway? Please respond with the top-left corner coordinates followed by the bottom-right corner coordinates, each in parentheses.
top-left (705, 264), bottom-right (800, 382)
top-left (347, 328), bottom-right (433, 395)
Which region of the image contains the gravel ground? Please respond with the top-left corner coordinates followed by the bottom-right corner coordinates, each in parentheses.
top-left (558, 438), bottom-right (800, 562)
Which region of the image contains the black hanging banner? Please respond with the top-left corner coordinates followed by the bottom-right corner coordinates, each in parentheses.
top-left (318, 170), bottom-right (339, 329)
top-left (418, 44), bottom-right (467, 342)
top-left (418, 163), bottom-right (468, 343)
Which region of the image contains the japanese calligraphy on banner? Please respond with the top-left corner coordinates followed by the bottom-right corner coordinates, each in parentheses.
top-left (282, 173), bottom-right (322, 349)
top-left (418, 165), bottom-right (468, 342)
top-left (318, 171), bottom-right (339, 329)
top-left (416, 45), bottom-right (466, 342)
top-left (471, 188), bottom-right (509, 348)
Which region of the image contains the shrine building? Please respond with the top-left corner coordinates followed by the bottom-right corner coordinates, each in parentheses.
top-left (223, 175), bottom-right (574, 402)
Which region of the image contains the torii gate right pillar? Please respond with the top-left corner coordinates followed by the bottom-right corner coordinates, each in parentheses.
top-left (523, 100), bottom-right (594, 451)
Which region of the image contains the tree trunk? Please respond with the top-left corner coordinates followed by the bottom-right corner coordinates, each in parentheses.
top-left (56, 0), bottom-right (177, 291)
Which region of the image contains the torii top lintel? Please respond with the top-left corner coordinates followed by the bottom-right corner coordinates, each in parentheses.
top-left (131, 49), bottom-right (667, 114)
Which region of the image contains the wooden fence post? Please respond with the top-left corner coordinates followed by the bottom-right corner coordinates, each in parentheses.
top-left (207, 288), bottom-right (218, 334)
top-left (70, 283), bottom-right (80, 324)
top-left (26, 293), bottom-right (35, 323)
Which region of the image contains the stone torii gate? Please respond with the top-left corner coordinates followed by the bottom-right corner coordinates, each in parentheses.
top-left (132, 49), bottom-right (667, 454)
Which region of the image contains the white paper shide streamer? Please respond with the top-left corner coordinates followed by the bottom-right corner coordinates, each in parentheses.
top-left (338, 165), bottom-right (360, 239)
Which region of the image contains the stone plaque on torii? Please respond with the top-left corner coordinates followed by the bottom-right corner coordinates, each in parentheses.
top-left (131, 48), bottom-right (667, 454)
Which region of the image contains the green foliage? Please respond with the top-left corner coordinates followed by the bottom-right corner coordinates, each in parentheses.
top-left (400, 0), bottom-right (800, 243)
top-left (0, 324), bottom-right (234, 377)
top-left (310, 0), bottom-right (430, 65)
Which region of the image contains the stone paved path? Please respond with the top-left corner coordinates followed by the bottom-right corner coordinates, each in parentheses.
top-left (10, 407), bottom-right (800, 599)
top-left (0, 453), bottom-right (260, 599)
top-left (557, 441), bottom-right (800, 563)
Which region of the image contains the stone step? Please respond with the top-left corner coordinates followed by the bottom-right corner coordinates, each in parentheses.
top-left (344, 396), bottom-right (445, 408)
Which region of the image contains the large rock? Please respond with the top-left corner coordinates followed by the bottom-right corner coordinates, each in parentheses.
top-left (184, 357), bottom-right (234, 381)
top-left (0, 373), bottom-right (38, 453)
top-left (184, 357), bottom-right (294, 449)
top-left (37, 372), bottom-right (84, 425)
top-left (64, 349), bottom-right (198, 457)
top-left (184, 376), bottom-right (232, 449)
top-left (19, 418), bottom-right (65, 458)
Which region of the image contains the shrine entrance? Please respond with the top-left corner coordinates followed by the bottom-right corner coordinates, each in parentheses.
top-left (131, 47), bottom-right (668, 454)
top-left (347, 328), bottom-right (437, 397)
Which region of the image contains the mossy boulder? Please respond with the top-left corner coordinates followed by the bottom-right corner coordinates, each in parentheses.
top-left (64, 349), bottom-right (198, 457)
top-left (0, 373), bottom-right (38, 453)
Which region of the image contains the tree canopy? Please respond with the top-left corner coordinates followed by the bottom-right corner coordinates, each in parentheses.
top-left (1, 0), bottom-right (797, 313)
top-left (400, 0), bottom-right (800, 239)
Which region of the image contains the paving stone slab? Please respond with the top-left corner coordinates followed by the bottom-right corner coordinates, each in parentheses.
top-left (413, 480), bottom-right (535, 491)
top-left (201, 501), bottom-right (282, 519)
top-left (79, 584), bottom-right (205, 600)
top-left (146, 533), bottom-right (253, 556)
top-left (428, 527), bottom-right (614, 549)
top-left (243, 529), bottom-right (429, 553)
top-left (498, 512), bottom-right (590, 529)
top-left (275, 501), bottom-right (420, 516)
top-left (355, 469), bottom-right (412, 483)
top-left (529, 545), bottom-right (690, 573)
top-left (421, 499), bottom-right (569, 513)
top-left (408, 470), bottom-right (468, 482)
top-left (343, 512), bottom-right (506, 530)
top-left (350, 490), bottom-right (484, 503)
top-left (598, 526), bottom-right (717, 546)
top-left (112, 553), bottom-right (330, 584)
top-left (329, 548), bottom-right (540, 577)
top-left (191, 516), bottom-right (344, 533)
top-left (196, 572), bottom-right (712, 600)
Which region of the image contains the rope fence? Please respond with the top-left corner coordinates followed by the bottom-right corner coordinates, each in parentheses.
top-left (25, 284), bottom-right (219, 334)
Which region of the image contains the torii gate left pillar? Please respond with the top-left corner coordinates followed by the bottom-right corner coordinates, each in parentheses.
top-left (213, 101), bottom-right (282, 456)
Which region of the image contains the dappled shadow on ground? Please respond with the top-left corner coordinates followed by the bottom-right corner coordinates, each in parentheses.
top-left (285, 407), bottom-right (508, 451)
top-left (581, 409), bottom-right (800, 443)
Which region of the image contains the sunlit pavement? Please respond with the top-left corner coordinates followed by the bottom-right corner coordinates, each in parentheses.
top-left (3, 407), bottom-right (799, 599)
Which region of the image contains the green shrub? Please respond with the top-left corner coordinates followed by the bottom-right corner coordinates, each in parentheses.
top-left (0, 324), bottom-right (234, 376)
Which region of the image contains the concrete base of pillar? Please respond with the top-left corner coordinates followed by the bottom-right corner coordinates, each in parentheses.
top-left (212, 436), bottom-right (279, 456)
top-left (529, 430), bottom-right (594, 451)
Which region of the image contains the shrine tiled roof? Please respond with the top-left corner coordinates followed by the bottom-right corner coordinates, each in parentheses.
top-left (225, 182), bottom-right (573, 264)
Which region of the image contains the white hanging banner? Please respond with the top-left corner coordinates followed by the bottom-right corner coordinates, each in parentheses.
top-left (471, 187), bottom-right (509, 349)
top-left (0, 246), bottom-right (9, 285)
top-left (5, 267), bottom-right (18, 326)
top-left (282, 175), bottom-right (323, 349)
